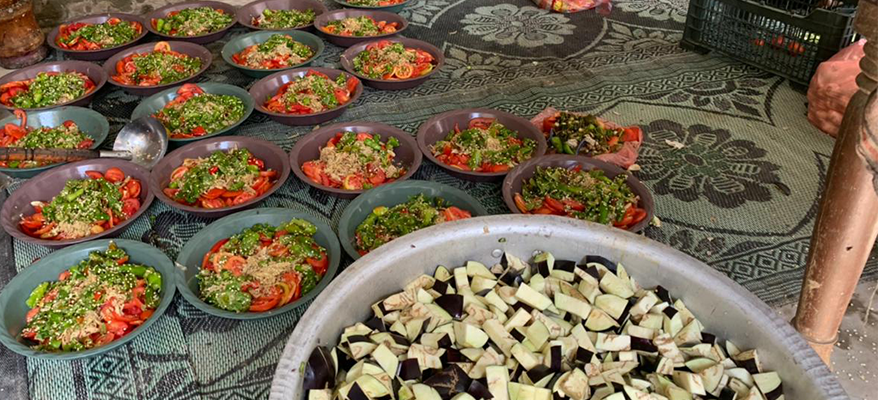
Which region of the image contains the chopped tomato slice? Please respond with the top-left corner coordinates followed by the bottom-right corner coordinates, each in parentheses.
top-left (85, 170), bottom-right (105, 180)
top-left (104, 167), bottom-right (125, 183)
top-left (122, 198), bottom-right (141, 217)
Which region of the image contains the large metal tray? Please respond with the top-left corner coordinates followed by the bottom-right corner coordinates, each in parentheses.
top-left (268, 215), bottom-right (846, 400)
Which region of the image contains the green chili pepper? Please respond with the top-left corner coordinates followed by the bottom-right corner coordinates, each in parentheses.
top-left (562, 142), bottom-right (575, 155)
top-left (146, 272), bottom-right (162, 290)
top-left (26, 282), bottom-right (49, 308)
top-left (598, 204), bottom-right (609, 224)
top-left (120, 265), bottom-right (147, 277)
top-left (551, 137), bottom-right (563, 153)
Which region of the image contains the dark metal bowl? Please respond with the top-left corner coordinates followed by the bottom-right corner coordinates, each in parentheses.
top-left (416, 108), bottom-right (548, 182)
top-left (314, 9), bottom-right (408, 47)
top-left (130, 83), bottom-right (255, 144)
top-left (0, 239), bottom-right (176, 359)
top-left (46, 13), bottom-right (149, 61)
top-left (340, 37), bottom-right (443, 90)
top-left (331, 0), bottom-right (412, 13)
top-left (501, 154), bottom-right (655, 233)
top-left (249, 67), bottom-right (363, 126)
top-left (0, 61), bottom-right (108, 112)
top-left (103, 41), bottom-right (212, 96)
top-left (145, 1), bottom-right (239, 44)
top-left (149, 136), bottom-right (290, 218)
top-left (0, 107), bottom-right (110, 179)
top-left (175, 208), bottom-right (340, 319)
top-left (337, 180), bottom-right (489, 260)
top-left (0, 159), bottom-right (155, 248)
top-left (220, 30), bottom-right (325, 78)
top-left (288, 121), bottom-right (422, 199)
top-left (237, 0), bottom-right (328, 31)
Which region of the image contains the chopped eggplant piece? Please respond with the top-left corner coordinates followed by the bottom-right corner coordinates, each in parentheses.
top-left (348, 383), bottom-right (370, 400)
top-left (467, 379), bottom-right (493, 400)
top-left (753, 372), bottom-right (783, 400)
top-left (399, 359), bottom-right (422, 380)
top-left (581, 255), bottom-right (616, 272)
top-left (304, 346), bottom-right (337, 391)
top-left (423, 364), bottom-right (472, 399)
top-left (732, 349), bottom-right (762, 374)
top-left (436, 295), bottom-right (465, 320)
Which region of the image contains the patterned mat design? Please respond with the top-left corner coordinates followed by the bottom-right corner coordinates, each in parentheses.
top-left (1, 0), bottom-right (877, 399)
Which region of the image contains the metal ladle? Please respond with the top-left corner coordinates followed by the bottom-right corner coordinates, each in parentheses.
top-left (0, 116), bottom-right (169, 169)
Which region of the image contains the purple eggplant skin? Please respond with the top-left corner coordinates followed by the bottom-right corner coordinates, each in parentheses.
top-left (365, 315), bottom-right (386, 332)
top-left (763, 386), bottom-right (785, 400)
top-left (512, 302), bottom-right (534, 314)
top-left (719, 388), bottom-right (738, 400)
top-left (554, 260), bottom-right (576, 273)
top-left (575, 263), bottom-right (601, 281)
top-left (582, 255), bottom-right (616, 272)
top-left (304, 346), bottom-right (337, 391)
top-left (435, 294), bottom-right (464, 320)
top-left (336, 346), bottom-right (357, 371)
top-left (655, 285), bottom-right (672, 303)
top-left (575, 347), bottom-right (595, 363)
top-left (398, 358), bottom-right (421, 380)
top-left (534, 259), bottom-right (551, 277)
top-left (442, 347), bottom-right (463, 363)
top-left (498, 267), bottom-right (525, 286)
top-left (349, 383), bottom-right (370, 400)
top-left (467, 379), bottom-right (493, 400)
top-left (630, 337), bottom-right (658, 353)
top-left (389, 333), bottom-right (409, 346)
top-left (735, 357), bottom-right (761, 375)
top-left (424, 364), bottom-right (472, 399)
top-left (527, 365), bottom-right (552, 382)
top-left (437, 333), bottom-right (454, 349)
top-left (662, 306), bottom-right (679, 319)
top-left (701, 332), bottom-right (717, 345)
top-left (510, 329), bottom-right (526, 342)
top-left (432, 279), bottom-right (449, 294)
top-left (549, 346), bottom-right (562, 372)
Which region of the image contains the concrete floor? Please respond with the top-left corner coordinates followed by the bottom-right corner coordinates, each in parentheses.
top-left (776, 280), bottom-right (879, 399)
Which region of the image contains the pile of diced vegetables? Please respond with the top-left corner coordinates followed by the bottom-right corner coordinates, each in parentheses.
top-left (305, 251), bottom-right (784, 400)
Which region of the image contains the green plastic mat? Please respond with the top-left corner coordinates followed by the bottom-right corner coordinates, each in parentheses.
top-left (0, 0), bottom-right (875, 398)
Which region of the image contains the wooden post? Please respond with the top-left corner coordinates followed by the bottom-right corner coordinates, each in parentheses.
top-left (793, 0), bottom-right (878, 364)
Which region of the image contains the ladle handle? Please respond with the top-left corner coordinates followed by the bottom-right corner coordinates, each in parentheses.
top-left (0, 148), bottom-right (118, 163)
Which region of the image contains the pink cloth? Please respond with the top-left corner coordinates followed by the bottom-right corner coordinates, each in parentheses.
top-left (532, 0), bottom-right (612, 14)
top-left (807, 39), bottom-right (866, 137)
top-left (530, 107), bottom-right (643, 169)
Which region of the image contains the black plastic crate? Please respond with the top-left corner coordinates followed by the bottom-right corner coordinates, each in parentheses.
top-left (681, 0), bottom-right (859, 86)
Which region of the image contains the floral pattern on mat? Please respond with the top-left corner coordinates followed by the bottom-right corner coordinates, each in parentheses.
top-left (461, 4), bottom-right (576, 48)
top-left (636, 119), bottom-right (790, 208)
top-left (614, 0), bottom-right (689, 23)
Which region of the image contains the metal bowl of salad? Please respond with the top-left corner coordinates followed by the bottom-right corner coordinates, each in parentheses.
top-left (0, 239), bottom-right (175, 359)
top-left (0, 159), bottom-right (154, 248)
top-left (176, 208), bottom-right (341, 319)
top-left (340, 37), bottom-right (443, 90)
top-left (0, 61), bottom-right (108, 112)
top-left (145, 1), bottom-right (239, 44)
top-left (221, 30), bottom-right (325, 79)
top-left (337, 180), bottom-right (488, 260)
top-left (417, 108), bottom-right (547, 182)
top-left (332, 0), bottom-right (412, 13)
top-left (237, 0), bottom-right (328, 31)
top-left (46, 13), bottom-right (148, 61)
top-left (268, 214), bottom-right (847, 400)
top-left (289, 121), bottom-right (422, 199)
top-left (149, 136), bottom-right (290, 218)
top-left (0, 107), bottom-right (109, 179)
top-left (249, 67), bottom-right (363, 126)
top-left (314, 9), bottom-right (408, 47)
top-left (502, 154), bottom-right (655, 233)
top-left (103, 41), bottom-right (212, 96)
top-left (131, 83), bottom-right (254, 143)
